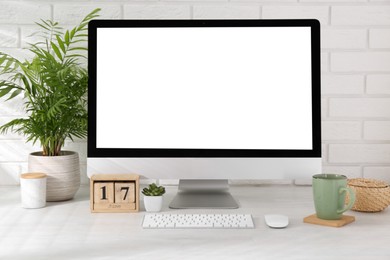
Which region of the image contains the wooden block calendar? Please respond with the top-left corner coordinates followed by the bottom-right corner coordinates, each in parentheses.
top-left (90, 174), bottom-right (139, 213)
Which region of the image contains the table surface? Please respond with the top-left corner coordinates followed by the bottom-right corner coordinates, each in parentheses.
top-left (1, 184), bottom-right (389, 260)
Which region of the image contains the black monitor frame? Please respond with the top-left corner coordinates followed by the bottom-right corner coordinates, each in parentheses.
top-left (88, 19), bottom-right (321, 158)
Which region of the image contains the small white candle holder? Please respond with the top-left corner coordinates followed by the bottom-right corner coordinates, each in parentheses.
top-left (20, 173), bottom-right (47, 209)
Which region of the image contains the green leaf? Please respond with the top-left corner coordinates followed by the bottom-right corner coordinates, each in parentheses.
top-left (50, 42), bottom-right (63, 60)
top-left (66, 54), bottom-right (87, 59)
top-left (6, 89), bottom-right (22, 100)
top-left (3, 59), bottom-right (14, 71)
top-left (87, 8), bottom-right (101, 18)
top-left (68, 39), bottom-right (87, 45)
top-left (0, 85), bottom-right (13, 98)
top-left (68, 47), bottom-right (87, 52)
top-left (82, 8), bottom-right (101, 24)
top-left (142, 183), bottom-right (166, 196)
top-left (20, 75), bottom-right (32, 95)
top-left (65, 30), bottom-right (70, 45)
top-left (0, 55), bottom-right (7, 66)
top-left (77, 22), bottom-right (88, 31)
top-left (56, 35), bottom-right (66, 53)
top-left (35, 20), bottom-right (50, 31)
top-left (70, 28), bottom-right (76, 39)
top-left (73, 34), bottom-right (88, 38)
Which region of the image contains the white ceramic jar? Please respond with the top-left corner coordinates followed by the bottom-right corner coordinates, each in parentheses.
top-left (20, 173), bottom-right (47, 209)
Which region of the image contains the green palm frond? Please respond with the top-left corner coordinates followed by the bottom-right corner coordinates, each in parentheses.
top-left (0, 8), bottom-right (100, 156)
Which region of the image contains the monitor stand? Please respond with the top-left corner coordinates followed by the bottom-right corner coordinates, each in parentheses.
top-left (169, 179), bottom-right (239, 209)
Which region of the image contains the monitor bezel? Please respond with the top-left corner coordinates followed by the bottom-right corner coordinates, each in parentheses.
top-left (88, 19), bottom-right (321, 158)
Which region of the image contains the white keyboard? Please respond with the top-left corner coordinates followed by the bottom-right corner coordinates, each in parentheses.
top-left (142, 213), bottom-right (254, 229)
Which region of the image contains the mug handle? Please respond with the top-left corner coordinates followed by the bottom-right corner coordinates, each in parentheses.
top-left (337, 187), bottom-right (356, 214)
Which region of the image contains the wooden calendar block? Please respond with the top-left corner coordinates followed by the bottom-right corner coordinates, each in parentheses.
top-left (90, 174), bottom-right (139, 213)
top-left (93, 182), bottom-right (114, 210)
top-left (114, 182), bottom-right (136, 210)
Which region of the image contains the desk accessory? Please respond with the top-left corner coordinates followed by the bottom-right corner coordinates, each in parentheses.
top-left (312, 174), bottom-right (355, 220)
top-left (90, 174), bottom-right (139, 213)
top-left (347, 178), bottom-right (390, 212)
top-left (264, 214), bottom-right (289, 228)
top-left (20, 173), bottom-right (47, 209)
top-left (29, 151), bottom-right (80, 201)
top-left (142, 183), bottom-right (165, 212)
top-left (142, 213), bottom-right (254, 229)
top-left (304, 214), bottom-right (355, 227)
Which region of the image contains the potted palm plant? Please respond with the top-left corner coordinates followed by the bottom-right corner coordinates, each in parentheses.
top-left (0, 9), bottom-right (100, 201)
top-left (142, 183), bottom-right (166, 212)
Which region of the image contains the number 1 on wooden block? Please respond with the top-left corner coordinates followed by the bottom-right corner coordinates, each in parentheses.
top-left (94, 182), bottom-right (114, 209)
top-left (115, 182), bottom-right (135, 210)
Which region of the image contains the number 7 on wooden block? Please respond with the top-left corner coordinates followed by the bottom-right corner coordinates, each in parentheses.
top-left (115, 182), bottom-right (135, 210)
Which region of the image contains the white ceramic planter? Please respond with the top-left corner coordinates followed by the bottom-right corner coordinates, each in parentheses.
top-left (144, 196), bottom-right (163, 212)
top-left (28, 151), bottom-right (80, 202)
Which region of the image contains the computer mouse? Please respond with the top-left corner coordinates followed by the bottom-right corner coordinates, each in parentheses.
top-left (264, 214), bottom-right (289, 228)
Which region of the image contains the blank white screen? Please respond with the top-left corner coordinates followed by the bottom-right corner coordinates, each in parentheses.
top-left (96, 27), bottom-right (313, 150)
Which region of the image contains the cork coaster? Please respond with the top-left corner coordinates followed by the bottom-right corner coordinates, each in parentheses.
top-left (303, 214), bottom-right (355, 227)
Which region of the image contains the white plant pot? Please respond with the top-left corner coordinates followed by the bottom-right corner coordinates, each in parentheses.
top-left (28, 151), bottom-right (80, 202)
top-left (144, 196), bottom-right (163, 212)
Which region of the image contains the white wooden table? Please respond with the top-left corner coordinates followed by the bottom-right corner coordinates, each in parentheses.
top-left (0, 185), bottom-right (389, 260)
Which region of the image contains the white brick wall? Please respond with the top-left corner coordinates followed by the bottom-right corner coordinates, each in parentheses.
top-left (332, 6), bottom-right (390, 26)
top-left (331, 52), bottom-right (390, 72)
top-left (1, 1), bottom-right (390, 185)
top-left (329, 98), bottom-right (390, 118)
top-left (322, 75), bottom-right (364, 94)
top-left (367, 75), bottom-right (390, 94)
top-left (193, 5), bottom-right (260, 19)
top-left (0, 26), bottom-right (18, 48)
top-left (54, 5), bottom-right (122, 24)
top-left (262, 6), bottom-right (329, 24)
top-left (322, 29), bottom-right (367, 49)
top-left (0, 2), bottom-right (51, 24)
top-left (124, 5), bottom-right (191, 19)
top-left (370, 29), bottom-right (390, 49)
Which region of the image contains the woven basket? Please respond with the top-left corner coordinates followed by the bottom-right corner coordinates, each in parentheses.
top-left (347, 178), bottom-right (390, 212)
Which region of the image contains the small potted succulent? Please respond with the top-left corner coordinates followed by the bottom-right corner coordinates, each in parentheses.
top-left (142, 183), bottom-right (166, 212)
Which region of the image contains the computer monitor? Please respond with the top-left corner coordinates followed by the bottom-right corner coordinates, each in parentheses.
top-left (87, 19), bottom-right (321, 209)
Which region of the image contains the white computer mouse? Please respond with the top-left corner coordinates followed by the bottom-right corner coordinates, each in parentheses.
top-left (264, 214), bottom-right (289, 229)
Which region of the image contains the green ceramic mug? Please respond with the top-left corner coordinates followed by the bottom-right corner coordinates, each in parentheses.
top-left (312, 174), bottom-right (356, 220)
